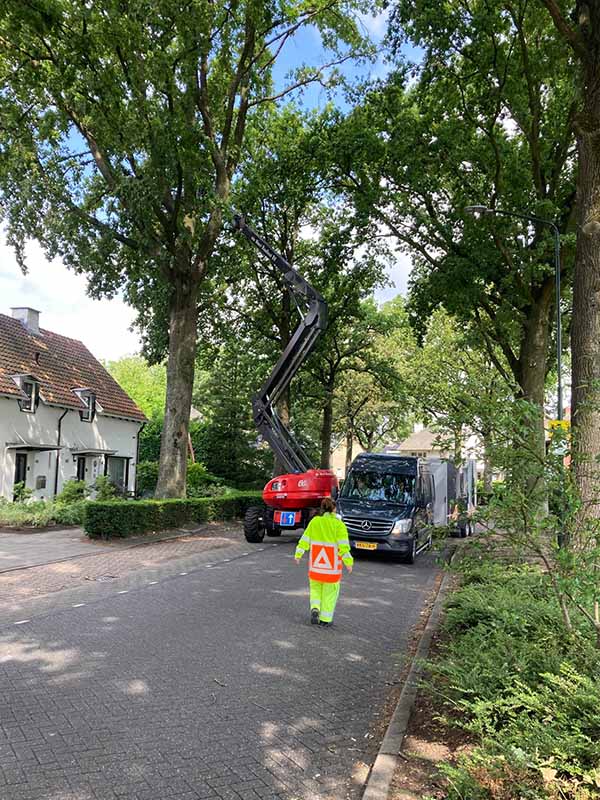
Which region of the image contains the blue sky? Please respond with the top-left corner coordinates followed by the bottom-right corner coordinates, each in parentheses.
top-left (0, 9), bottom-right (416, 358)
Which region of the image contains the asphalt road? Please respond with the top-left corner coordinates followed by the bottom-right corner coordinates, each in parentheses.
top-left (0, 535), bottom-right (441, 800)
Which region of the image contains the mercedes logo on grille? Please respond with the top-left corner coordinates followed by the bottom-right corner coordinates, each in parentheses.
top-left (361, 520), bottom-right (372, 531)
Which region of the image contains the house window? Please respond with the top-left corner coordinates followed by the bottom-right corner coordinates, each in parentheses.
top-left (19, 380), bottom-right (39, 413)
top-left (105, 456), bottom-right (128, 492)
top-left (77, 391), bottom-right (96, 422)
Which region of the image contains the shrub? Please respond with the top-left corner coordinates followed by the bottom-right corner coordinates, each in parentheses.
top-left (91, 475), bottom-right (117, 501)
top-left (187, 482), bottom-right (229, 498)
top-left (0, 499), bottom-right (90, 528)
top-left (440, 666), bottom-right (600, 799)
top-left (52, 500), bottom-right (88, 526)
top-left (136, 461), bottom-right (159, 497)
top-left (12, 481), bottom-right (32, 503)
top-left (56, 479), bottom-right (87, 504)
top-left (186, 461), bottom-right (219, 490)
top-left (85, 491), bottom-right (263, 538)
top-left (429, 559), bottom-right (600, 800)
top-left (0, 500), bottom-right (55, 528)
top-left (136, 460), bottom-right (224, 498)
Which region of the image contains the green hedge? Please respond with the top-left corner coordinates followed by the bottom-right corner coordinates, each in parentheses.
top-left (84, 491), bottom-right (263, 538)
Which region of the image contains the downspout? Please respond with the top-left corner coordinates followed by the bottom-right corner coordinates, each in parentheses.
top-left (54, 409), bottom-right (69, 497)
top-left (134, 422), bottom-right (146, 497)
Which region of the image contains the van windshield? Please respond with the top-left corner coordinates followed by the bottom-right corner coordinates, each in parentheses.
top-left (341, 470), bottom-right (416, 504)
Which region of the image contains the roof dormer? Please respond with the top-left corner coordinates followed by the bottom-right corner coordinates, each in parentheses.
top-left (12, 374), bottom-right (41, 413)
top-left (73, 388), bottom-right (98, 422)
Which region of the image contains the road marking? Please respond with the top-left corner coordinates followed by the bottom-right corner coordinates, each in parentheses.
top-left (72, 603), bottom-right (85, 608)
top-left (205, 564), bottom-right (213, 568)
top-left (14, 619), bottom-right (30, 625)
top-left (179, 572), bottom-right (188, 576)
top-left (222, 559), bottom-right (231, 563)
top-left (118, 590), bottom-right (128, 594)
top-left (148, 581), bottom-right (158, 585)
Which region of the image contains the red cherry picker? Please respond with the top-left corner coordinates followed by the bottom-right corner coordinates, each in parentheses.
top-left (233, 215), bottom-right (338, 543)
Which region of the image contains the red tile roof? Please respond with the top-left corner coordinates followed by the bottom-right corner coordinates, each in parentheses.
top-left (0, 313), bottom-right (146, 422)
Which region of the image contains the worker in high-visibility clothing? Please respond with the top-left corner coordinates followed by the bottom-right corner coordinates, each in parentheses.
top-left (294, 496), bottom-right (353, 626)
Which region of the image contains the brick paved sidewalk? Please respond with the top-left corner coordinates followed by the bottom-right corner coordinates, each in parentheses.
top-left (0, 522), bottom-right (242, 608)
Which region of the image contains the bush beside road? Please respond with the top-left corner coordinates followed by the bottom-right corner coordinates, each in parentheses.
top-left (85, 491), bottom-right (263, 538)
top-left (391, 556), bottom-right (600, 800)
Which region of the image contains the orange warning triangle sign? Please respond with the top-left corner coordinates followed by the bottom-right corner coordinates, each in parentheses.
top-left (313, 546), bottom-right (334, 570)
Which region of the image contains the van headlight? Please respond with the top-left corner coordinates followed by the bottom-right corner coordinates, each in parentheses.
top-left (391, 519), bottom-right (412, 535)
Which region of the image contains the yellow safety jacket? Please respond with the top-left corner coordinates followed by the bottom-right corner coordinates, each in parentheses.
top-left (294, 513), bottom-right (354, 583)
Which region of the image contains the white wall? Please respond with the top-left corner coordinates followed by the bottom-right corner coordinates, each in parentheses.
top-left (0, 396), bottom-right (142, 501)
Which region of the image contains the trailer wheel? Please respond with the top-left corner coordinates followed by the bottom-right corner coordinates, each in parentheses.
top-left (244, 506), bottom-right (266, 543)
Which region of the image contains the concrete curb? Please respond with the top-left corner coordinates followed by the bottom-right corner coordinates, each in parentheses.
top-left (362, 550), bottom-right (456, 800)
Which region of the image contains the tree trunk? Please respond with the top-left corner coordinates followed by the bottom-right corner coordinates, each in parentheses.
top-left (482, 428), bottom-right (493, 493)
top-left (320, 391), bottom-right (334, 469)
top-left (155, 267), bottom-right (200, 498)
top-left (571, 74), bottom-right (600, 517)
top-left (515, 282), bottom-right (554, 498)
top-left (345, 415), bottom-right (354, 476)
top-left (453, 427), bottom-right (462, 463)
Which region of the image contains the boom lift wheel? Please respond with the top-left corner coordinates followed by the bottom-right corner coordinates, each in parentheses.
top-left (244, 506), bottom-right (266, 543)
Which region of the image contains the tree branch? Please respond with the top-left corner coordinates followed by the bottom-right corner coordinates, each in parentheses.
top-left (541, 0), bottom-right (587, 60)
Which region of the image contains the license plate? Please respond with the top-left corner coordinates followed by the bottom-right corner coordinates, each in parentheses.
top-left (279, 511), bottom-right (296, 527)
top-left (355, 541), bottom-right (377, 550)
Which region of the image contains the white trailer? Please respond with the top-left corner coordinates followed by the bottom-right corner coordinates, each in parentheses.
top-left (427, 458), bottom-right (477, 533)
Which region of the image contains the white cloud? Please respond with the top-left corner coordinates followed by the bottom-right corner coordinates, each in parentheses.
top-left (0, 235), bottom-right (141, 361)
top-left (376, 249), bottom-right (413, 302)
top-left (357, 9), bottom-right (389, 40)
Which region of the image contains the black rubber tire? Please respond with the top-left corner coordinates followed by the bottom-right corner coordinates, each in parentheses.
top-left (405, 536), bottom-right (417, 565)
top-left (244, 506), bottom-right (265, 543)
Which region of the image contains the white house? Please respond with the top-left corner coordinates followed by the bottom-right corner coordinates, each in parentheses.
top-left (384, 427), bottom-right (452, 460)
top-left (0, 307), bottom-right (146, 501)
top-left (384, 424), bottom-right (491, 482)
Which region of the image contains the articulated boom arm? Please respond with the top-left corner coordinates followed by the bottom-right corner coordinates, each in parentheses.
top-left (233, 215), bottom-right (328, 474)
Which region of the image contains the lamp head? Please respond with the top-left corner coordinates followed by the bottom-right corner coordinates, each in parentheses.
top-left (464, 205), bottom-right (490, 216)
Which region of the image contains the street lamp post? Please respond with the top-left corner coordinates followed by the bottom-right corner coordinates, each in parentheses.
top-left (465, 205), bottom-right (565, 547)
top-left (464, 205), bottom-right (563, 421)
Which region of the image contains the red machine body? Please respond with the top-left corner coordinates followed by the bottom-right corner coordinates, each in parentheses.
top-left (263, 469), bottom-right (339, 510)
